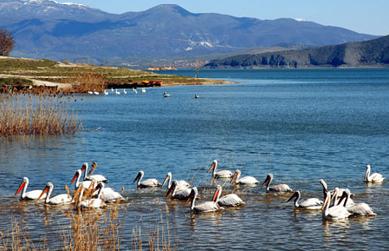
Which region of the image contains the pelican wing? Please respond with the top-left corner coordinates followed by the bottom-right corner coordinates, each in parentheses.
top-left (81, 198), bottom-right (106, 209)
top-left (369, 173), bottom-right (384, 183)
top-left (348, 203), bottom-right (376, 216)
top-left (194, 201), bottom-right (220, 213)
top-left (88, 174), bottom-right (107, 183)
top-left (176, 180), bottom-right (191, 188)
top-left (173, 187), bottom-right (192, 200)
top-left (140, 178), bottom-right (161, 188)
top-left (269, 184), bottom-right (293, 193)
top-left (101, 187), bottom-right (124, 202)
top-left (326, 205), bottom-right (351, 220)
top-left (218, 194), bottom-right (245, 207)
top-left (48, 194), bottom-right (72, 205)
top-left (215, 170), bottom-right (233, 178)
top-left (300, 198), bottom-right (323, 209)
top-left (25, 190), bottom-right (46, 200)
top-left (239, 176), bottom-right (258, 185)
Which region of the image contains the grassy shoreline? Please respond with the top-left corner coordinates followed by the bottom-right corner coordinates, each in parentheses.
top-left (0, 56), bottom-right (229, 95)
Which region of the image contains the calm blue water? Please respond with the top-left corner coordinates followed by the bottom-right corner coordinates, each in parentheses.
top-left (1, 69), bottom-right (389, 249)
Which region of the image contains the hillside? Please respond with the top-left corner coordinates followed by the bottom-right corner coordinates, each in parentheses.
top-left (0, 1), bottom-right (376, 65)
top-left (205, 35), bottom-right (389, 68)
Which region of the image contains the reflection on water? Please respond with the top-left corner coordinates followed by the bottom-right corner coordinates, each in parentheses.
top-left (1, 69), bottom-right (389, 249)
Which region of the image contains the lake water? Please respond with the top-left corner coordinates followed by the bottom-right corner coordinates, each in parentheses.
top-left (1, 69), bottom-right (389, 249)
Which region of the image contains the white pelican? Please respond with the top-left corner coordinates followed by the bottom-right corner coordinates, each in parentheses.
top-left (320, 179), bottom-right (350, 203)
top-left (132, 88), bottom-right (138, 94)
top-left (81, 162), bottom-right (107, 183)
top-left (287, 190), bottom-right (323, 210)
top-left (71, 169), bottom-right (94, 190)
top-left (262, 174), bottom-right (293, 193)
top-left (189, 187), bottom-right (223, 213)
top-left (141, 88), bottom-right (146, 93)
top-left (231, 169), bottom-right (258, 185)
top-left (364, 164), bottom-right (384, 183)
top-left (332, 187), bottom-right (354, 207)
top-left (133, 170), bottom-right (161, 188)
top-left (322, 191), bottom-right (351, 220)
top-left (93, 91), bottom-right (99, 95)
top-left (87, 91), bottom-right (93, 95)
top-left (208, 160), bottom-right (233, 179)
top-left (100, 185), bottom-right (124, 203)
top-left (104, 90), bottom-right (109, 95)
top-left (213, 185), bottom-right (245, 207)
top-left (115, 89), bottom-right (121, 95)
top-left (162, 172), bottom-right (191, 190)
top-left (15, 177), bottom-right (47, 200)
top-left (38, 182), bottom-right (73, 205)
top-left (338, 189), bottom-right (376, 216)
top-left (123, 89), bottom-right (127, 94)
top-left (111, 88), bottom-right (114, 93)
top-left (79, 182), bottom-right (106, 209)
top-left (166, 180), bottom-right (192, 200)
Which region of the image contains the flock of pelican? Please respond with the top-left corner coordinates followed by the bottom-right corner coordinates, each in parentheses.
top-left (87, 88), bottom-right (147, 96)
top-left (15, 160), bottom-right (384, 220)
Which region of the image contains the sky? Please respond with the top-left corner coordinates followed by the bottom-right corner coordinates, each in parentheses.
top-left (56, 0), bottom-right (389, 36)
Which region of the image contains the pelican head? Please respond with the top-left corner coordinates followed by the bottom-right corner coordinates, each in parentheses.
top-left (15, 177), bottom-right (29, 195)
top-left (162, 172), bottom-right (173, 187)
top-left (71, 169), bottom-right (82, 184)
top-left (88, 162), bottom-right (97, 175)
top-left (166, 180), bottom-right (178, 197)
top-left (81, 162), bottom-right (89, 172)
top-left (231, 169), bottom-right (241, 184)
top-left (262, 173), bottom-right (273, 187)
top-left (287, 190), bottom-right (301, 203)
top-left (133, 170), bottom-right (144, 184)
top-left (207, 160), bottom-right (218, 173)
top-left (38, 182), bottom-right (54, 200)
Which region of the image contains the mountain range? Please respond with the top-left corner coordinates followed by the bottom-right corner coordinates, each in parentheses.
top-left (0, 0), bottom-right (377, 65)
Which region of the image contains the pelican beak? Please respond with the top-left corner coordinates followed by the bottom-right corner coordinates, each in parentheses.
top-left (162, 175), bottom-right (169, 187)
top-left (71, 172), bottom-right (79, 184)
top-left (38, 186), bottom-right (49, 200)
top-left (166, 185), bottom-right (174, 197)
top-left (81, 164), bottom-right (87, 172)
top-left (212, 188), bottom-right (220, 202)
top-left (15, 181), bottom-right (26, 195)
top-left (133, 173), bottom-right (141, 183)
top-left (262, 176), bottom-right (269, 187)
top-left (286, 192), bottom-right (296, 202)
top-left (208, 162), bottom-right (215, 173)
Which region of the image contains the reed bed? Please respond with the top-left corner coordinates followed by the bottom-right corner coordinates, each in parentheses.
top-left (0, 95), bottom-right (80, 136)
top-left (0, 210), bottom-right (176, 251)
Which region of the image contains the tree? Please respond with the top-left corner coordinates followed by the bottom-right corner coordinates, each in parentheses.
top-left (0, 29), bottom-right (14, 56)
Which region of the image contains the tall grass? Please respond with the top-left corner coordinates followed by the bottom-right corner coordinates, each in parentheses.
top-left (72, 72), bottom-right (106, 93)
top-left (0, 95), bottom-right (80, 136)
top-left (0, 211), bottom-right (176, 250)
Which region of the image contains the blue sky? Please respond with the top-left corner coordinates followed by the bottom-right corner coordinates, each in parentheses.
top-left (57, 0), bottom-right (389, 35)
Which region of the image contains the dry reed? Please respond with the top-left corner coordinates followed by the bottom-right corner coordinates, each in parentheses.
top-left (0, 95), bottom-right (80, 136)
top-left (72, 72), bottom-right (106, 93)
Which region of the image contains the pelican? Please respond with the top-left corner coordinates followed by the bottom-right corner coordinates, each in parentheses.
top-left (15, 177), bottom-right (47, 200)
top-left (338, 189), bottom-right (376, 216)
top-left (287, 191), bottom-right (323, 210)
top-left (111, 88), bottom-right (114, 93)
top-left (100, 186), bottom-right (124, 203)
top-left (79, 182), bottom-right (106, 209)
top-left (231, 169), bottom-right (258, 185)
top-left (133, 170), bottom-right (161, 188)
top-left (93, 91), bottom-right (99, 95)
top-left (162, 172), bottom-right (191, 190)
top-left (141, 88), bottom-right (146, 93)
top-left (208, 160), bottom-right (233, 179)
top-left (332, 187), bottom-right (354, 207)
top-left (38, 182), bottom-right (73, 205)
top-left (71, 169), bottom-right (94, 190)
top-left (262, 174), bottom-right (293, 193)
top-left (132, 88), bottom-right (138, 94)
top-left (104, 90), bottom-right (109, 95)
top-left (81, 162), bottom-right (107, 183)
top-left (364, 164), bottom-right (384, 183)
top-left (320, 179), bottom-right (350, 202)
top-left (123, 89), bottom-right (127, 94)
top-left (322, 191), bottom-right (351, 220)
top-left (189, 187), bottom-right (223, 213)
top-left (213, 185), bottom-right (245, 207)
top-left (115, 89), bottom-right (121, 95)
top-left (87, 91), bottom-right (93, 95)
top-left (166, 180), bottom-right (192, 200)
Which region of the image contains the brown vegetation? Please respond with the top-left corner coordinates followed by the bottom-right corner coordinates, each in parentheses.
top-left (0, 29), bottom-right (14, 56)
top-left (71, 72), bottom-right (106, 93)
top-left (0, 95), bottom-right (80, 136)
